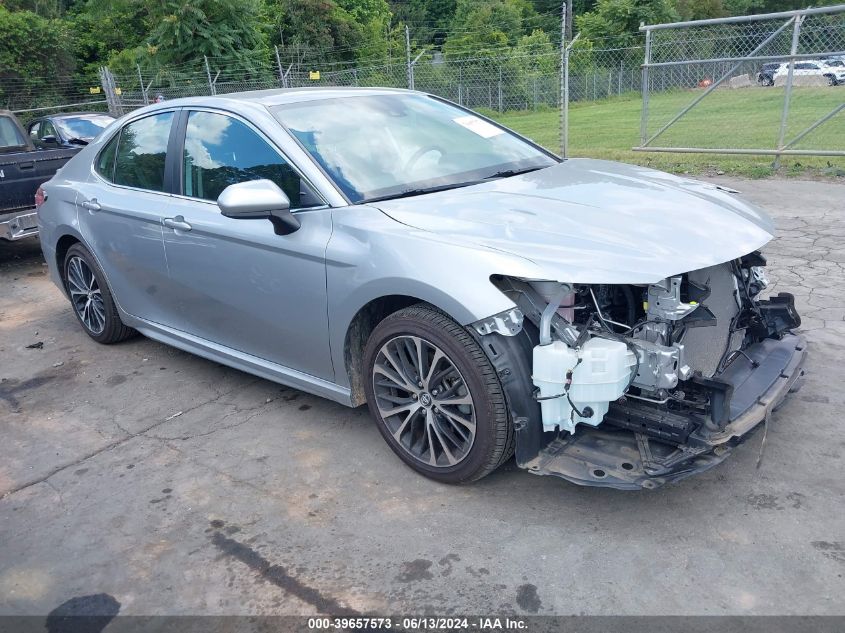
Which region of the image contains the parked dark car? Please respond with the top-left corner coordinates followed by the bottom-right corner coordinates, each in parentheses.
top-left (26, 112), bottom-right (114, 150)
top-left (1, 110), bottom-right (76, 240)
top-left (756, 62), bottom-right (782, 86)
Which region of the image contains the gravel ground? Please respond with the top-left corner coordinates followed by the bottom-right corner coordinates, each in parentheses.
top-left (0, 177), bottom-right (843, 617)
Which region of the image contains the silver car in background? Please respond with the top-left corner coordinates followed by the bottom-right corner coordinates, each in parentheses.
top-left (37, 88), bottom-right (805, 489)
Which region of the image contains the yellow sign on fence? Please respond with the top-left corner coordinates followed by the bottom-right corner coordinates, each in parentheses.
top-left (89, 86), bottom-right (101, 94)
top-left (309, 71), bottom-right (320, 80)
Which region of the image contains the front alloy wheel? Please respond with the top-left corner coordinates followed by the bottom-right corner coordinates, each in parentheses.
top-left (373, 335), bottom-right (476, 467)
top-left (363, 304), bottom-right (513, 483)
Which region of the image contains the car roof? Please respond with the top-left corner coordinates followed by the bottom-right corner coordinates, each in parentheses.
top-left (28, 112), bottom-right (115, 123)
top-left (136, 86), bottom-right (419, 112)
top-left (49, 112), bottom-right (115, 118)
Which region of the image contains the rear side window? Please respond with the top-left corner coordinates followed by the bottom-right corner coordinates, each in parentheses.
top-left (113, 112), bottom-right (173, 192)
top-left (96, 133), bottom-right (119, 181)
top-left (182, 110), bottom-right (321, 208)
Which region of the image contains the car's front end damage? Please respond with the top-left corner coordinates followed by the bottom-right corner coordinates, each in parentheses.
top-left (374, 158), bottom-right (807, 488)
top-left (472, 255), bottom-right (805, 489)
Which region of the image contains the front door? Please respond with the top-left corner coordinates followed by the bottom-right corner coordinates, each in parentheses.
top-left (161, 109), bottom-right (334, 381)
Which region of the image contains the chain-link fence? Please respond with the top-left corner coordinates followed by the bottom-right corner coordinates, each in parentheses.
top-left (3, 4), bottom-right (843, 166)
top-left (637, 5), bottom-right (845, 164)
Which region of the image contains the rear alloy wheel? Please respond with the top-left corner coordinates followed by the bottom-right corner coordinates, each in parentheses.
top-left (363, 304), bottom-right (513, 483)
top-left (828, 75), bottom-right (838, 87)
top-left (64, 244), bottom-right (135, 344)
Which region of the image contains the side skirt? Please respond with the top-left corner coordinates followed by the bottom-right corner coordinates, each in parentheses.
top-left (121, 314), bottom-right (354, 407)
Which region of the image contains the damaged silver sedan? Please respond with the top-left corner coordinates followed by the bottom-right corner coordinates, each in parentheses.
top-left (38, 88), bottom-right (805, 489)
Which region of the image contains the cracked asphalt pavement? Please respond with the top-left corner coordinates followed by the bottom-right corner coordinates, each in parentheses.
top-left (1, 177), bottom-right (843, 617)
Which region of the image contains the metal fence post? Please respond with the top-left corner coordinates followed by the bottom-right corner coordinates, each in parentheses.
top-left (562, 34), bottom-right (580, 159)
top-left (204, 56), bottom-right (215, 95)
top-left (559, 0), bottom-right (566, 156)
top-left (640, 28), bottom-right (652, 146)
top-left (498, 66), bottom-right (503, 113)
top-left (618, 59), bottom-right (623, 95)
top-left (137, 65), bottom-right (148, 106)
top-left (274, 45), bottom-right (286, 88)
top-left (405, 26), bottom-right (413, 90)
top-left (774, 14), bottom-right (803, 169)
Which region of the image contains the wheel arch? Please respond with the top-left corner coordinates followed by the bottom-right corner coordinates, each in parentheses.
top-left (342, 294), bottom-right (459, 406)
top-left (52, 229), bottom-right (122, 315)
top-left (52, 228), bottom-right (89, 297)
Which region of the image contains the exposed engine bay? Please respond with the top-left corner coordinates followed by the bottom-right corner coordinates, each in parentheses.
top-left (474, 251), bottom-right (806, 489)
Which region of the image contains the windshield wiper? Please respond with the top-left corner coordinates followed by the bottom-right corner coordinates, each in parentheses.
top-left (481, 166), bottom-right (544, 180)
top-left (363, 180), bottom-right (480, 204)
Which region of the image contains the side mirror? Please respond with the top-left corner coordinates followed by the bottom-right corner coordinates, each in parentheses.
top-left (40, 135), bottom-right (58, 145)
top-left (217, 179), bottom-right (301, 236)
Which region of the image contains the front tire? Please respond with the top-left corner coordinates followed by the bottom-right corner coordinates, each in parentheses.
top-left (64, 244), bottom-right (136, 344)
top-left (363, 304), bottom-right (513, 483)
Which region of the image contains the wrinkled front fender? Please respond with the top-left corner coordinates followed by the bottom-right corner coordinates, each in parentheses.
top-left (326, 205), bottom-right (543, 389)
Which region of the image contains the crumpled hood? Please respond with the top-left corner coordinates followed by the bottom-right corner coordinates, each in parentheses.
top-left (374, 158), bottom-right (774, 284)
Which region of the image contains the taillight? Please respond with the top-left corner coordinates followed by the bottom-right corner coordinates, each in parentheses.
top-left (34, 185), bottom-right (46, 208)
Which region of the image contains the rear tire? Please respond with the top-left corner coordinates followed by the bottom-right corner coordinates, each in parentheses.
top-left (363, 304), bottom-right (513, 484)
top-left (64, 243), bottom-right (136, 344)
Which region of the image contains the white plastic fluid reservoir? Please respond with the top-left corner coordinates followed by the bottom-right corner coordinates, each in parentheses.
top-left (532, 338), bottom-right (635, 434)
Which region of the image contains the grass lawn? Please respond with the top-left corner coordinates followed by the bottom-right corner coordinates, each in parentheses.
top-left (484, 87), bottom-right (845, 179)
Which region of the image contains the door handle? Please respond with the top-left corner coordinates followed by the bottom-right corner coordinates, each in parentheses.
top-left (18, 161), bottom-right (34, 170)
top-left (163, 216), bottom-right (192, 232)
top-left (81, 199), bottom-right (101, 212)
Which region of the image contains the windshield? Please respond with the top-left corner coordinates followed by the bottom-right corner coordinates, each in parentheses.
top-left (0, 116), bottom-right (27, 150)
top-left (272, 94), bottom-right (556, 203)
top-left (55, 114), bottom-right (114, 141)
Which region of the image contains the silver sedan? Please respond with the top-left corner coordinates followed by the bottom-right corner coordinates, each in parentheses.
top-left (37, 88), bottom-right (805, 489)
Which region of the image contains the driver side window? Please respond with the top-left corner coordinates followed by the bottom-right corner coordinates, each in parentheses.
top-left (183, 111), bottom-right (322, 209)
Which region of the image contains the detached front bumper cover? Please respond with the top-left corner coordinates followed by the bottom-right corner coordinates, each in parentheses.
top-left (516, 333), bottom-right (807, 490)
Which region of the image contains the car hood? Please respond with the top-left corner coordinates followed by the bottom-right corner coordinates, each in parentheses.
top-left (373, 158), bottom-right (774, 284)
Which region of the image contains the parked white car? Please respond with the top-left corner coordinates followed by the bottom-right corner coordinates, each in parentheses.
top-left (772, 61), bottom-right (845, 86)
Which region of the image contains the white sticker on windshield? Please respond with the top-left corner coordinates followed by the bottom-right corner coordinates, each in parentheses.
top-left (452, 115), bottom-right (504, 138)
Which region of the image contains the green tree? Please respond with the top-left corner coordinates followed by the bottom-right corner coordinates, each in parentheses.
top-left (146, 0), bottom-right (267, 67)
top-left (576, 0), bottom-right (678, 47)
top-left (69, 0), bottom-right (149, 75)
top-left (444, 0), bottom-right (539, 57)
top-left (0, 5), bottom-right (76, 107)
top-left (674, 0), bottom-right (726, 21)
top-left (267, 0), bottom-right (392, 65)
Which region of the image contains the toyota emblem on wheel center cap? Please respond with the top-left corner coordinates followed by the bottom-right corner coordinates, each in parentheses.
top-left (419, 393), bottom-right (433, 407)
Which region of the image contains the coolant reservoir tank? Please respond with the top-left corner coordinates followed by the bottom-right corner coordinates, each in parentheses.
top-left (533, 338), bottom-right (635, 434)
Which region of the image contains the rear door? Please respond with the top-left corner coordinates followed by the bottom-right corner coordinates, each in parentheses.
top-left (76, 110), bottom-right (180, 327)
top-left (161, 108), bottom-right (335, 380)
